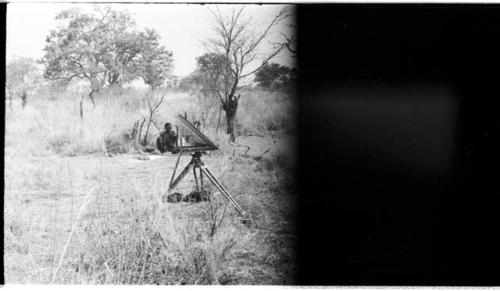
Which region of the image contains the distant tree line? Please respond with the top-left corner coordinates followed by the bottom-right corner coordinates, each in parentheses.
top-left (180, 62), bottom-right (296, 92)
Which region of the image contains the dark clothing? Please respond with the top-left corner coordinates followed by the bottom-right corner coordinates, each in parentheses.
top-left (156, 130), bottom-right (178, 153)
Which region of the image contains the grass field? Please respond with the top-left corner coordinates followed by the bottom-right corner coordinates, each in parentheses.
top-left (4, 87), bottom-right (297, 284)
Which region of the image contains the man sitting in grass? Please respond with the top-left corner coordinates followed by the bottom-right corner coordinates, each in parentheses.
top-left (156, 122), bottom-right (179, 154)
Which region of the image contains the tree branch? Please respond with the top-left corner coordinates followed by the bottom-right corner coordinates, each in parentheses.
top-left (241, 44), bottom-right (285, 79)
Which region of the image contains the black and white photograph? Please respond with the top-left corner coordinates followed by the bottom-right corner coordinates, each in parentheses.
top-left (4, 2), bottom-right (297, 284)
top-left (4, 1), bottom-right (500, 288)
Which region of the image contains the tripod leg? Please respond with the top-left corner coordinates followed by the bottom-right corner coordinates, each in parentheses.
top-left (199, 167), bottom-right (204, 191)
top-left (168, 150), bottom-right (184, 188)
top-left (199, 164), bottom-right (246, 216)
top-left (168, 160), bottom-right (193, 192)
top-left (193, 165), bottom-right (199, 192)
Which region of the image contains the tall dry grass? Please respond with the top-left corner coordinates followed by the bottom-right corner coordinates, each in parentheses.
top-left (4, 85), bottom-right (297, 284)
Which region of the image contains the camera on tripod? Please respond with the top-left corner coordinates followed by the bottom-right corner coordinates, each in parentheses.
top-left (173, 114), bottom-right (217, 153)
top-left (166, 114), bottom-right (250, 225)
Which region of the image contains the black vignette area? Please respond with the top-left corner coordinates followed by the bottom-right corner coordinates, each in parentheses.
top-left (296, 4), bottom-right (500, 286)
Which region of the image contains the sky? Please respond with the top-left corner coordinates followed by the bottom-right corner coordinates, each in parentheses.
top-left (6, 3), bottom-right (295, 77)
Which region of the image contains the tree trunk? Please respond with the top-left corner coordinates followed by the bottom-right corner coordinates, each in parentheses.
top-left (222, 98), bottom-right (238, 142)
top-left (88, 90), bottom-right (97, 108)
top-left (79, 95), bottom-right (84, 119)
top-left (216, 105), bottom-right (223, 134)
top-left (20, 91), bottom-right (27, 108)
top-left (138, 117), bottom-right (146, 144)
top-left (108, 73), bottom-right (120, 86)
top-left (143, 119), bottom-right (153, 146)
top-left (226, 114), bottom-right (236, 142)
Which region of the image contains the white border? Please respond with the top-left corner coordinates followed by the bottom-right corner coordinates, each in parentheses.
top-left (3, 0), bottom-right (500, 4)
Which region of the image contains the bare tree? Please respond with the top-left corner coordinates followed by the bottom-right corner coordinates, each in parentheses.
top-left (141, 92), bottom-right (165, 146)
top-left (200, 6), bottom-right (289, 141)
top-left (275, 7), bottom-right (296, 57)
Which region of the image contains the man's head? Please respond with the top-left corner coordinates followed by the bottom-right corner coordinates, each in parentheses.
top-left (165, 123), bottom-right (172, 131)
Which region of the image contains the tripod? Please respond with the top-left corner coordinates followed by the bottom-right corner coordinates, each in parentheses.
top-left (167, 150), bottom-right (248, 219)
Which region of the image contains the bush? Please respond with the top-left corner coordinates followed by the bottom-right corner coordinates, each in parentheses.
top-left (236, 89), bottom-right (296, 136)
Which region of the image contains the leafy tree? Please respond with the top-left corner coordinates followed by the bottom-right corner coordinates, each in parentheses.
top-left (102, 31), bottom-right (144, 86)
top-left (41, 6), bottom-right (126, 105)
top-left (136, 29), bottom-right (174, 91)
top-left (6, 56), bottom-right (42, 108)
top-left (179, 68), bottom-right (221, 128)
top-left (40, 6), bottom-right (173, 104)
top-left (254, 62), bottom-right (297, 90)
top-left (195, 53), bottom-right (233, 96)
top-left (200, 7), bottom-right (289, 141)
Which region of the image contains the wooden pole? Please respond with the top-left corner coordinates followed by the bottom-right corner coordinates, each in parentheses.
top-left (216, 105), bottom-right (223, 134)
